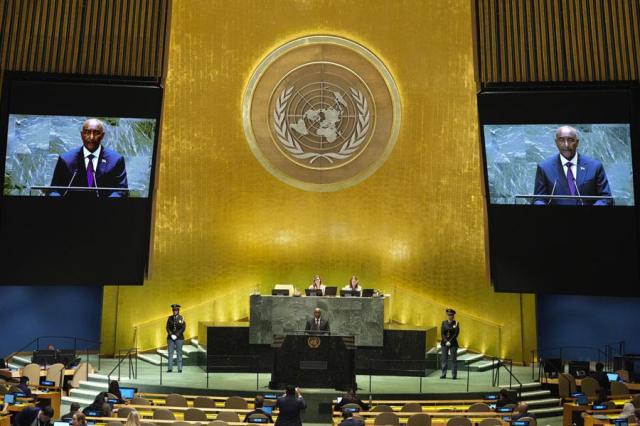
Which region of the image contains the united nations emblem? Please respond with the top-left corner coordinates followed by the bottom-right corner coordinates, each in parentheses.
top-left (307, 336), bottom-right (321, 349)
top-left (243, 36), bottom-right (401, 191)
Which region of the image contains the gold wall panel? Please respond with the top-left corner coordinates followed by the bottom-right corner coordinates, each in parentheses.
top-left (0, 0), bottom-right (170, 86)
top-left (101, 0), bottom-right (537, 362)
top-left (475, 0), bottom-right (640, 83)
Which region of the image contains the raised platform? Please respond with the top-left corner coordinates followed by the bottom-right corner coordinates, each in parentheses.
top-left (59, 358), bottom-right (548, 424)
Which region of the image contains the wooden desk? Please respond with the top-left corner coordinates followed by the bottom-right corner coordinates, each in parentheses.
top-left (0, 415), bottom-right (11, 426)
top-left (330, 412), bottom-right (511, 426)
top-left (562, 403), bottom-right (625, 426)
top-left (543, 378), bottom-right (640, 391)
top-left (89, 417), bottom-right (251, 426)
top-left (33, 391), bottom-right (61, 419)
top-left (0, 368), bottom-right (75, 379)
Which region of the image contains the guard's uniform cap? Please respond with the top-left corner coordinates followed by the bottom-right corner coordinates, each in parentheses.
top-left (171, 304), bottom-right (181, 309)
top-left (446, 308), bottom-right (456, 315)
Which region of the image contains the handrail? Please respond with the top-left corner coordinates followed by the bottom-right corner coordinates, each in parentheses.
top-left (107, 347), bottom-right (138, 383)
top-left (489, 357), bottom-right (523, 398)
top-left (6, 335), bottom-right (102, 371)
top-left (530, 341), bottom-right (626, 381)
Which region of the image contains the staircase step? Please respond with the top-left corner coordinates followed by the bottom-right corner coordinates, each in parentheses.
top-left (70, 388), bottom-right (101, 398)
top-left (521, 382), bottom-right (542, 389)
top-left (88, 373), bottom-right (110, 382)
top-left (62, 396), bottom-right (94, 406)
top-left (190, 338), bottom-right (199, 345)
top-left (458, 353), bottom-right (485, 364)
top-left (138, 353), bottom-right (163, 366)
top-left (12, 356), bottom-right (31, 366)
top-left (8, 363), bottom-right (21, 369)
top-left (523, 398), bottom-right (561, 407)
top-left (156, 349), bottom-right (190, 359)
top-left (520, 389), bottom-right (551, 399)
top-left (427, 347), bottom-right (469, 356)
top-left (467, 360), bottom-right (500, 372)
top-left (528, 406), bottom-right (564, 417)
top-left (182, 345), bottom-right (203, 354)
top-left (77, 380), bottom-right (108, 391)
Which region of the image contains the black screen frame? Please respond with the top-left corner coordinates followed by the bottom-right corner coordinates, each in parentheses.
top-left (0, 72), bottom-right (163, 285)
top-left (478, 86), bottom-right (640, 296)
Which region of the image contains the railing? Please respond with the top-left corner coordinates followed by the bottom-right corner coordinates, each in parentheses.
top-left (530, 342), bottom-right (625, 381)
top-left (6, 335), bottom-right (102, 380)
top-left (131, 283), bottom-right (255, 352)
top-left (388, 286), bottom-right (504, 358)
top-left (107, 347), bottom-right (138, 383)
top-left (488, 357), bottom-right (523, 398)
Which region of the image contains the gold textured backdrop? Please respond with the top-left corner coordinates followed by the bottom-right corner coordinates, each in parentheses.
top-left (101, 0), bottom-right (537, 362)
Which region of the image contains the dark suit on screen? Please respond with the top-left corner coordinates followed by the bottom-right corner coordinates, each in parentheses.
top-left (274, 395), bottom-right (306, 426)
top-left (305, 317), bottom-right (330, 334)
top-left (533, 154), bottom-right (611, 205)
top-left (49, 146), bottom-right (128, 197)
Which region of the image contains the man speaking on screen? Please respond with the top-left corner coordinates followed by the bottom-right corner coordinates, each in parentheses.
top-left (49, 118), bottom-right (128, 197)
top-left (533, 125), bottom-right (611, 205)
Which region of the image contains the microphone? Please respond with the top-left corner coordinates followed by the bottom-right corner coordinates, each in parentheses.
top-left (574, 178), bottom-right (584, 206)
top-left (547, 179), bottom-right (557, 206)
top-left (62, 171), bottom-right (78, 197)
top-left (92, 169), bottom-right (100, 198)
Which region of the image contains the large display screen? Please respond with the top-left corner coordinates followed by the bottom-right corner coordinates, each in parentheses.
top-left (0, 73), bottom-right (163, 285)
top-left (478, 89), bottom-right (640, 296)
top-left (4, 114), bottom-right (156, 197)
top-left (483, 123), bottom-right (634, 206)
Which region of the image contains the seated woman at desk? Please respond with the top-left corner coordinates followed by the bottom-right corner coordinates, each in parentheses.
top-left (342, 276), bottom-right (362, 292)
top-left (82, 392), bottom-right (112, 417)
top-left (309, 275), bottom-right (326, 295)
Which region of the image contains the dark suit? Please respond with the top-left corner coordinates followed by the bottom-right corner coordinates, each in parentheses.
top-left (592, 371), bottom-right (611, 393)
top-left (49, 146), bottom-right (128, 197)
top-left (275, 395), bottom-right (306, 426)
top-left (166, 314), bottom-right (186, 371)
top-left (305, 316), bottom-right (330, 334)
top-left (13, 407), bottom-right (50, 426)
top-left (533, 154), bottom-right (611, 205)
top-left (441, 320), bottom-right (460, 378)
top-left (243, 408), bottom-right (274, 423)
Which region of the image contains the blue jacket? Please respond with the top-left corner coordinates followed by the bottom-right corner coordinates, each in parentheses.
top-left (49, 146), bottom-right (128, 197)
top-left (533, 154), bottom-right (611, 205)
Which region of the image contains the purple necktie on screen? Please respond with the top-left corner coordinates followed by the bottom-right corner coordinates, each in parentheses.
top-left (566, 162), bottom-right (577, 196)
top-left (86, 154), bottom-right (95, 187)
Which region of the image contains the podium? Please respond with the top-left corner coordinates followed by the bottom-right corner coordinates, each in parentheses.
top-left (30, 185), bottom-right (130, 197)
top-left (269, 333), bottom-right (356, 390)
top-left (515, 194), bottom-right (614, 205)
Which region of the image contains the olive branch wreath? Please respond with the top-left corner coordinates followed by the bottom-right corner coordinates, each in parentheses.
top-left (273, 87), bottom-right (370, 164)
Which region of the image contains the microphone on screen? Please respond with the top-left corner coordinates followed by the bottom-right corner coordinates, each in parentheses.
top-left (547, 179), bottom-right (557, 206)
top-left (62, 171), bottom-right (78, 197)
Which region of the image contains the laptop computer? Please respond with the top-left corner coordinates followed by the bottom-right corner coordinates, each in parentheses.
top-left (607, 372), bottom-right (621, 382)
top-left (305, 288), bottom-right (322, 296)
top-left (362, 288), bottom-right (374, 297)
top-left (511, 421), bottom-right (529, 426)
top-left (340, 289), bottom-right (361, 297)
top-left (324, 286), bottom-right (337, 296)
top-left (261, 406), bottom-right (273, 415)
top-left (119, 387), bottom-right (136, 400)
top-left (247, 417), bottom-right (269, 424)
top-left (3, 393), bottom-right (15, 405)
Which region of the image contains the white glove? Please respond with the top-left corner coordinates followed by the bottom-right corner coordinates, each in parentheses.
top-left (446, 341), bottom-right (451, 347)
top-left (171, 334), bottom-right (177, 341)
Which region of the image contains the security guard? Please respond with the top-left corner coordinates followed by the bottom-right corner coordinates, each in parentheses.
top-left (440, 308), bottom-right (460, 379)
top-left (166, 304), bottom-right (186, 373)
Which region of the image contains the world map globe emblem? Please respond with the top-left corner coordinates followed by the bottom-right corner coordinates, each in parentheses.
top-left (243, 35), bottom-right (401, 191)
top-left (272, 64), bottom-right (372, 169)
